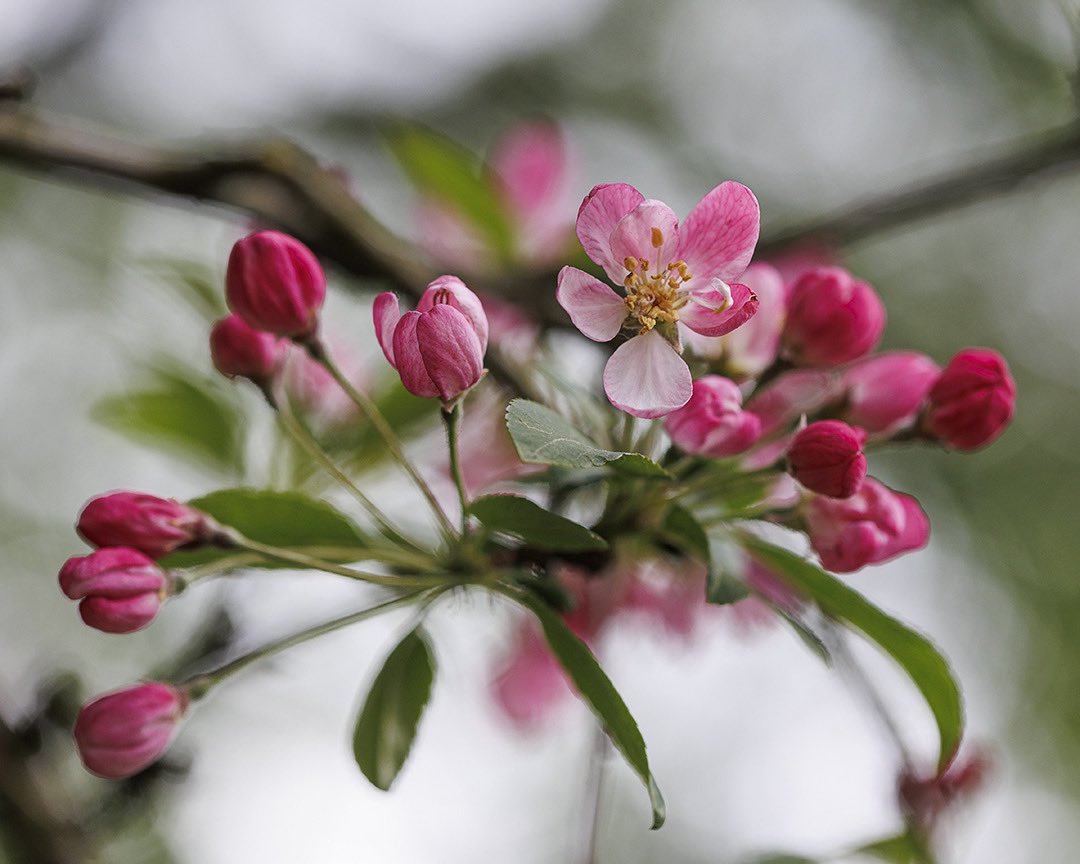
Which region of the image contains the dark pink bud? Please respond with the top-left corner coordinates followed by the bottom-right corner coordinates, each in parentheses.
top-left (899, 749), bottom-right (991, 829)
top-left (210, 314), bottom-right (289, 386)
top-left (841, 351), bottom-right (940, 434)
top-left (804, 477), bottom-right (930, 572)
top-left (788, 420), bottom-right (867, 498)
top-left (77, 492), bottom-right (212, 559)
top-left (225, 230), bottom-right (326, 338)
top-left (74, 683), bottom-right (186, 779)
top-left (373, 277), bottom-right (488, 404)
top-left (783, 266), bottom-right (885, 366)
top-left (924, 348), bottom-right (1016, 451)
top-left (59, 547), bottom-right (169, 633)
top-left (664, 375), bottom-right (762, 458)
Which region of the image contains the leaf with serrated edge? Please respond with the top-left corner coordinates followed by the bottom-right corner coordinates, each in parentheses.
top-left (352, 627), bottom-right (435, 790)
top-left (741, 534), bottom-right (963, 771)
top-left (505, 399), bottom-right (668, 478)
top-left (508, 587), bottom-right (666, 828)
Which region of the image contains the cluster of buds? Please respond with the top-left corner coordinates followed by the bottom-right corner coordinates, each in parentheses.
top-left (56, 493), bottom-right (224, 777)
top-left (660, 258), bottom-right (1016, 573)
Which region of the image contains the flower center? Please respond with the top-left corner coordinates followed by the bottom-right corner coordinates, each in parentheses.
top-left (621, 229), bottom-right (693, 334)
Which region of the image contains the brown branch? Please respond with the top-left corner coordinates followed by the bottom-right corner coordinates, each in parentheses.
top-left (4, 107), bottom-right (1080, 303)
top-left (756, 120), bottom-right (1080, 255)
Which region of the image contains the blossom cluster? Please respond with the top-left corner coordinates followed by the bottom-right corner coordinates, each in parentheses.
top-left (50, 133), bottom-right (1013, 855)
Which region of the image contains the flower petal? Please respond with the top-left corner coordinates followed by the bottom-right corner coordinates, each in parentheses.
top-left (609, 200), bottom-right (680, 272)
top-left (675, 181), bottom-right (760, 283)
top-left (556, 266), bottom-right (627, 342)
top-left (491, 121), bottom-right (567, 222)
top-left (373, 292), bottom-right (401, 367)
top-left (603, 330), bottom-right (692, 418)
top-left (415, 305), bottom-right (484, 401)
top-left (391, 311), bottom-right (440, 398)
top-left (681, 280), bottom-right (759, 337)
top-left (576, 183), bottom-right (645, 281)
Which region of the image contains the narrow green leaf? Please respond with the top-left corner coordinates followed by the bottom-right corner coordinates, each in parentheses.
top-left (706, 565), bottom-right (750, 606)
top-left (850, 833), bottom-right (920, 863)
top-left (386, 123), bottom-right (515, 261)
top-left (352, 627), bottom-right (435, 790)
top-left (505, 399), bottom-right (668, 478)
top-left (508, 587), bottom-right (666, 829)
top-left (660, 504), bottom-right (710, 562)
top-left (741, 535), bottom-right (963, 771)
top-left (469, 495), bottom-right (608, 553)
top-left (92, 368), bottom-right (243, 476)
top-left (161, 488), bottom-right (369, 569)
top-left (140, 257), bottom-right (227, 321)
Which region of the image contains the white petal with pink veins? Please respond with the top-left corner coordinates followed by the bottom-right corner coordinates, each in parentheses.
top-left (603, 330), bottom-right (692, 418)
top-left (556, 266), bottom-right (628, 342)
top-left (609, 200), bottom-right (680, 271)
top-left (575, 183), bottom-right (644, 282)
top-left (675, 181), bottom-right (760, 283)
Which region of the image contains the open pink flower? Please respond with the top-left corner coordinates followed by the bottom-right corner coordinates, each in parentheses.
top-left (557, 182), bottom-right (761, 418)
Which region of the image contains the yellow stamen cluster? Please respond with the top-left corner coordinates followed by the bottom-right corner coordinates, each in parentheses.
top-left (622, 239), bottom-right (693, 335)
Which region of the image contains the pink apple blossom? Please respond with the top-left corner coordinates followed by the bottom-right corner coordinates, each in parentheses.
top-left (787, 420), bottom-right (868, 499)
top-left (681, 262), bottom-right (787, 378)
top-left (225, 230), bottom-right (326, 339)
top-left (77, 492), bottom-right (214, 559)
top-left (782, 266), bottom-right (885, 367)
top-left (664, 375), bottom-right (762, 458)
top-left (74, 682), bottom-right (187, 779)
top-left (840, 351), bottom-right (940, 435)
top-left (804, 477), bottom-right (930, 572)
top-left (374, 275), bottom-right (487, 404)
top-left (210, 314), bottom-right (289, 389)
top-left (419, 120), bottom-right (572, 268)
top-left (557, 182), bottom-right (761, 418)
top-left (59, 547), bottom-right (170, 634)
top-left (924, 348), bottom-right (1015, 451)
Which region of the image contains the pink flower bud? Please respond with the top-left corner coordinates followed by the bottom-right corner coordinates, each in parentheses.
top-left (373, 276), bottom-right (488, 404)
top-left (225, 230), bottom-right (326, 338)
top-left (782, 266), bottom-right (885, 366)
top-left (59, 547), bottom-right (170, 633)
top-left (74, 683), bottom-right (186, 779)
top-left (804, 477), bottom-right (930, 572)
top-left (787, 420), bottom-right (867, 498)
top-left (841, 351), bottom-right (940, 434)
top-left (924, 348), bottom-right (1016, 451)
top-left (210, 314), bottom-right (289, 387)
top-left (77, 492), bottom-right (213, 559)
top-left (664, 375), bottom-right (762, 458)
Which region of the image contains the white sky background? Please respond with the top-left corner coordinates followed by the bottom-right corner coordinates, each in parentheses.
top-left (1, 0), bottom-right (1079, 861)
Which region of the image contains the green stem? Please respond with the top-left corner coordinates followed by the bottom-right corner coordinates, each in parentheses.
top-left (273, 393), bottom-right (424, 553)
top-left (224, 532), bottom-right (446, 589)
top-left (171, 552), bottom-right (264, 591)
top-left (185, 588), bottom-right (439, 694)
top-left (306, 340), bottom-right (457, 541)
top-left (442, 404), bottom-right (470, 535)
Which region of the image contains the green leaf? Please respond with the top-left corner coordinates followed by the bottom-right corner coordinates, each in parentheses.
top-left (92, 368), bottom-right (243, 476)
top-left (740, 535), bottom-right (963, 771)
top-left (352, 627), bottom-right (435, 790)
top-left (386, 123), bottom-right (515, 261)
top-left (162, 488), bottom-right (369, 569)
top-left (469, 495), bottom-right (608, 553)
top-left (660, 504), bottom-right (710, 562)
top-left (140, 257), bottom-right (226, 322)
top-left (706, 564), bottom-right (750, 606)
top-left (850, 834), bottom-right (921, 863)
top-left (508, 587), bottom-right (666, 829)
top-left (505, 400), bottom-right (668, 478)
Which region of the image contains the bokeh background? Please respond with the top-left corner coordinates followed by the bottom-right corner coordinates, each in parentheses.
top-left (2, 1), bottom-right (1079, 861)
